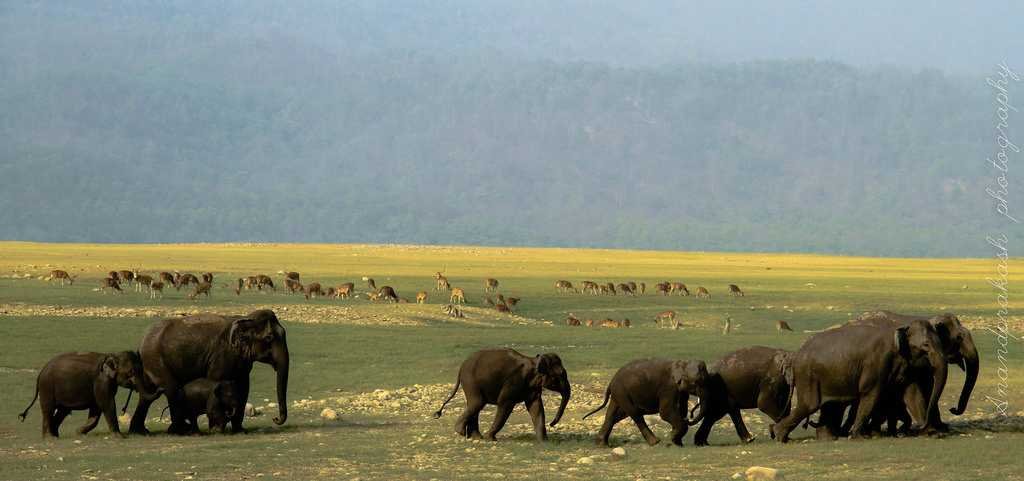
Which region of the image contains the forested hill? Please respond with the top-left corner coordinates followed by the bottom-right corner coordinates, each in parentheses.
top-left (0, 3), bottom-right (1011, 256)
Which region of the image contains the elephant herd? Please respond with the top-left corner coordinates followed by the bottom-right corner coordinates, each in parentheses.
top-left (20, 307), bottom-right (977, 449)
top-left (20, 310), bottom-right (289, 437)
top-left (435, 310), bottom-right (978, 446)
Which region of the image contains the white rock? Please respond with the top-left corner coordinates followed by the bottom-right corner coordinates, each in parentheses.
top-left (267, 402), bottom-right (277, 408)
top-left (576, 457), bottom-right (594, 465)
top-left (746, 466), bottom-right (783, 480)
top-left (610, 447), bottom-right (626, 458)
top-left (245, 403), bottom-right (257, 417)
top-left (320, 408), bottom-right (338, 421)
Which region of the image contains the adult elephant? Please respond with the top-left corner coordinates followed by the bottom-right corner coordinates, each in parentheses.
top-left (771, 319), bottom-right (947, 442)
top-left (129, 309), bottom-right (289, 434)
top-left (693, 346), bottom-right (793, 445)
top-left (433, 348), bottom-right (571, 442)
top-left (851, 311), bottom-right (979, 431)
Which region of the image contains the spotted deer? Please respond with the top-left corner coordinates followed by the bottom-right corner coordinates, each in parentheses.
top-left (435, 273), bottom-right (450, 291)
top-left (188, 282), bottom-right (212, 300)
top-left (376, 286), bottom-right (398, 303)
top-left (118, 270), bottom-right (135, 285)
top-left (335, 283), bottom-right (355, 299)
top-left (655, 282), bottom-right (670, 296)
top-left (304, 282), bottom-right (324, 300)
top-left (669, 282), bottom-right (690, 296)
top-left (202, 272), bottom-right (214, 284)
top-left (100, 277), bottom-right (122, 294)
top-left (416, 291), bottom-right (428, 304)
top-left (46, 270), bottom-right (76, 286)
top-left (729, 284), bottom-right (745, 297)
top-left (654, 310), bottom-right (679, 329)
top-left (565, 313), bottom-right (582, 326)
top-left (695, 286), bottom-right (711, 299)
top-left (776, 320), bottom-right (793, 331)
top-left (555, 280), bottom-right (574, 293)
top-left (484, 278), bottom-right (499, 292)
top-left (150, 281), bottom-right (165, 299)
top-left (135, 274), bottom-right (154, 292)
top-left (449, 287), bottom-right (466, 304)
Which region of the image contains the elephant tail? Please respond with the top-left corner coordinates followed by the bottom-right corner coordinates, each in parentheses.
top-left (581, 387), bottom-right (611, 420)
top-left (433, 370), bottom-right (462, 419)
top-left (18, 381), bottom-right (39, 422)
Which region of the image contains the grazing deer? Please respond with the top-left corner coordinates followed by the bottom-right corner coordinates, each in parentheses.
top-left (100, 277), bottom-right (122, 294)
top-left (118, 270), bottom-right (135, 285)
top-left (565, 313), bottom-right (582, 326)
top-left (150, 281), bottom-right (165, 298)
top-left (304, 282), bottom-right (324, 300)
top-left (256, 275), bottom-right (275, 291)
top-left (325, 287), bottom-right (337, 298)
top-left (335, 283), bottom-right (355, 299)
top-left (202, 272), bottom-right (214, 284)
top-left (234, 278), bottom-right (244, 295)
top-left (695, 286), bottom-right (710, 299)
top-left (175, 273), bottom-right (200, 290)
top-left (159, 272), bottom-right (176, 287)
top-left (484, 278), bottom-right (499, 292)
top-left (580, 281), bottom-right (599, 295)
top-left (639, 282), bottom-right (646, 295)
top-left (416, 291), bottom-right (428, 304)
top-left (598, 285), bottom-right (610, 295)
top-left (435, 273), bottom-right (450, 291)
top-left (365, 291), bottom-right (380, 302)
top-left (46, 270), bottom-right (76, 286)
top-left (776, 320), bottom-right (793, 331)
top-left (728, 284), bottom-right (744, 296)
top-left (377, 286), bottom-right (398, 303)
top-left (627, 281), bottom-right (638, 294)
top-left (449, 287), bottom-right (465, 304)
top-left (669, 282), bottom-right (690, 296)
top-left (188, 282), bottom-right (212, 300)
top-left (722, 316), bottom-right (732, 334)
top-left (135, 274), bottom-right (154, 292)
top-left (655, 282), bottom-right (670, 296)
top-left (108, 271), bottom-right (120, 282)
top-left (505, 297), bottom-right (520, 309)
top-left (617, 283), bottom-right (634, 296)
top-left (285, 271), bottom-right (300, 282)
top-left (443, 304), bottom-right (465, 318)
top-left (365, 277), bottom-right (377, 291)
top-left (654, 310), bottom-right (679, 329)
top-left (604, 282), bottom-right (617, 295)
top-left (284, 278), bottom-right (302, 294)
top-left (554, 280), bottom-right (571, 293)
top-left (599, 319), bottom-right (620, 328)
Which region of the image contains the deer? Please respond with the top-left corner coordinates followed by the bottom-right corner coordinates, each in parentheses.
top-left (695, 286), bottom-right (711, 299)
top-left (728, 284), bottom-right (745, 296)
top-left (188, 282), bottom-right (212, 300)
top-left (655, 282), bottom-right (670, 296)
top-left (118, 270), bottom-right (135, 285)
top-left (669, 282), bottom-right (690, 296)
top-left (449, 287), bottom-right (466, 304)
top-left (505, 297), bottom-right (520, 310)
top-left (159, 272), bottom-right (176, 288)
top-left (627, 281), bottom-right (638, 294)
top-left (443, 304), bottom-right (465, 318)
top-left (46, 270), bottom-right (76, 286)
top-left (776, 320), bottom-right (793, 331)
top-left (304, 282), bottom-right (324, 300)
top-left (585, 319), bottom-right (596, 327)
top-left (285, 271), bottom-right (301, 283)
top-left (604, 282), bottom-right (617, 295)
top-left (108, 271), bottom-right (120, 283)
top-left (580, 281), bottom-right (599, 295)
top-left (150, 281), bottom-right (165, 299)
top-left (364, 277), bottom-right (376, 291)
top-left (376, 286), bottom-right (399, 303)
top-left (565, 313), bottom-right (582, 326)
top-left (416, 291), bottom-right (428, 304)
top-left (202, 272), bottom-right (214, 284)
top-left (284, 278), bottom-right (303, 294)
top-left (100, 277), bottom-right (122, 294)
top-left (255, 275), bottom-right (275, 291)
top-left (335, 283), bottom-right (355, 299)
top-left (598, 319), bottom-right (620, 328)
top-left (617, 283), bottom-right (634, 296)
top-left (654, 310), bottom-right (679, 329)
top-left (555, 280), bottom-right (574, 293)
top-left (639, 282), bottom-right (646, 295)
top-left (135, 274), bottom-right (154, 292)
top-left (175, 273), bottom-right (200, 291)
top-left (435, 273), bottom-right (450, 291)
top-left (484, 278), bottom-right (499, 292)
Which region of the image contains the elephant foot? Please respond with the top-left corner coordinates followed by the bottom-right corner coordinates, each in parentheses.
top-left (693, 438), bottom-right (709, 446)
top-left (645, 437), bottom-right (661, 447)
top-left (484, 434), bottom-right (498, 442)
top-left (743, 434), bottom-right (757, 443)
top-left (128, 427), bottom-right (150, 435)
top-left (933, 421), bottom-right (950, 433)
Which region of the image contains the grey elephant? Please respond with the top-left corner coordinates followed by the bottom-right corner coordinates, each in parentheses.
top-left (434, 348), bottom-right (571, 442)
top-left (583, 358), bottom-right (709, 447)
top-left (19, 351), bottom-right (157, 437)
top-left (693, 346), bottom-right (793, 445)
top-left (772, 319), bottom-right (947, 442)
top-left (129, 309), bottom-right (289, 435)
top-left (162, 378), bottom-right (243, 433)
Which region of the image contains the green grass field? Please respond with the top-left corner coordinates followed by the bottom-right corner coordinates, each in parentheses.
top-left (0, 242), bottom-right (1020, 480)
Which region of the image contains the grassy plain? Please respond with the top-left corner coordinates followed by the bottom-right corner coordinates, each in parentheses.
top-left (0, 242), bottom-right (1020, 480)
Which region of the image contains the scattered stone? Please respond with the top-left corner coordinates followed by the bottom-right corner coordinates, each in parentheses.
top-left (320, 408), bottom-right (338, 421)
top-left (576, 457), bottom-right (594, 465)
top-left (245, 403), bottom-right (258, 417)
top-left (610, 447), bottom-right (626, 458)
top-left (746, 466), bottom-right (782, 480)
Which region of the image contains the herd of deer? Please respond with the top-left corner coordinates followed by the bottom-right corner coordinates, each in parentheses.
top-left (47, 269), bottom-right (212, 299)
top-left (554, 279), bottom-right (743, 298)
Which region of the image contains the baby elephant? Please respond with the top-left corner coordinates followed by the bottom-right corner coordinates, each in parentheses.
top-left (434, 348), bottom-right (572, 442)
top-left (19, 351), bottom-right (148, 437)
top-left (584, 358), bottom-right (709, 447)
top-left (168, 378), bottom-right (243, 433)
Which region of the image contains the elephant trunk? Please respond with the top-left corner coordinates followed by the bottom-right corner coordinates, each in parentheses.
top-left (688, 392), bottom-right (708, 425)
top-left (272, 342), bottom-right (290, 425)
top-left (951, 343), bottom-right (979, 415)
top-left (549, 382), bottom-right (571, 427)
top-left (922, 350), bottom-right (948, 430)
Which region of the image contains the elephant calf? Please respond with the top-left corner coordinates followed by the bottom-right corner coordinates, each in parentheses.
top-left (19, 351), bottom-right (149, 437)
top-left (583, 358), bottom-right (709, 447)
top-left (434, 348), bottom-right (571, 441)
top-left (165, 378), bottom-right (243, 433)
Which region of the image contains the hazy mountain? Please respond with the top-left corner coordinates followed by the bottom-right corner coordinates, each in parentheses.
top-left (0, 2), bottom-right (1018, 256)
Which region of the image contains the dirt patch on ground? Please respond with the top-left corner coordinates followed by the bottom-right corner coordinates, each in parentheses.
top-left (0, 302), bottom-right (541, 327)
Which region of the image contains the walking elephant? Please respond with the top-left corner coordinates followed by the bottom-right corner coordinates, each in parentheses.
top-left (772, 320), bottom-right (947, 442)
top-left (693, 346), bottom-right (793, 445)
top-left (434, 348), bottom-right (571, 442)
top-left (582, 358), bottom-right (709, 447)
top-left (129, 309), bottom-right (289, 434)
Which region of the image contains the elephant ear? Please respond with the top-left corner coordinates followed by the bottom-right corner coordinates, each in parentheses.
top-left (535, 354), bottom-right (552, 375)
top-left (100, 356), bottom-right (118, 379)
top-left (894, 326), bottom-right (911, 358)
top-left (229, 317), bottom-right (268, 358)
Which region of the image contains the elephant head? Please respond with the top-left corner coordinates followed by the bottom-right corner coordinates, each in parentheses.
top-left (895, 320), bottom-right (947, 430)
top-left (534, 353), bottom-right (571, 427)
top-left (229, 310), bottom-right (290, 425)
top-left (102, 351), bottom-right (147, 391)
top-left (670, 360), bottom-right (710, 425)
top-left (930, 314), bottom-right (979, 416)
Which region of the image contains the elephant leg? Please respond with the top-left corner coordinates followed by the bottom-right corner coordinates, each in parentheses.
top-left (727, 408), bottom-right (755, 443)
top-left (849, 389), bottom-right (882, 439)
top-left (630, 413), bottom-right (660, 446)
top-left (78, 407), bottom-right (101, 434)
top-left (772, 401), bottom-right (814, 443)
top-left (455, 396), bottom-right (485, 439)
top-left (838, 402), bottom-right (856, 436)
top-left (814, 403), bottom-right (841, 440)
top-left (485, 402), bottom-right (515, 441)
top-left (230, 376), bottom-right (251, 434)
top-left (659, 398), bottom-right (687, 446)
top-left (40, 396), bottom-right (57, 438)
top-left (693, 407), bottom-right (726, 446)
top-left (525, 396), bottom-right (547, 442)
top-left (597, 400), bottom-right (626, 447)
top-left (50, 407), bottom-right (71, 437)
top-left (129, 390), bottom-right (157, 434)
